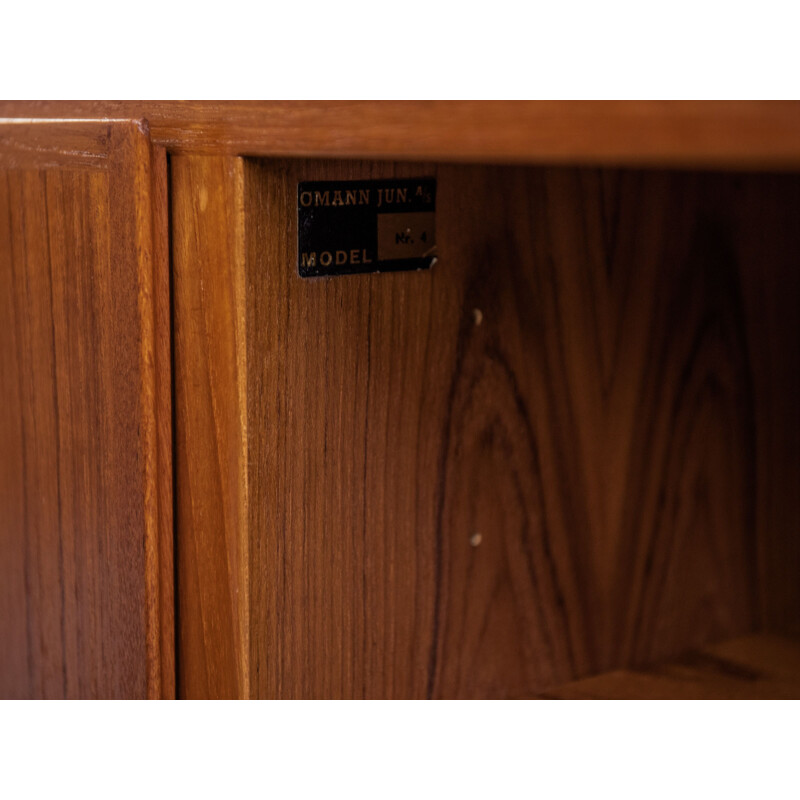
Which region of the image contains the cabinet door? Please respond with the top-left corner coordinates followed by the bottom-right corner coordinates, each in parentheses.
top-left (0, 121), bottom-right (172, 698)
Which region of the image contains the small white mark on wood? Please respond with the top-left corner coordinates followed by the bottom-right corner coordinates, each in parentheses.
top-left (470, 532), bottom-right (482, 547)
top-left (472, 308), bottom-right (483, 326)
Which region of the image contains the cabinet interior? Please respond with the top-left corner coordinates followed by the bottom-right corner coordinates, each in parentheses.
top-left (173, 155), bottom-right (800, 698)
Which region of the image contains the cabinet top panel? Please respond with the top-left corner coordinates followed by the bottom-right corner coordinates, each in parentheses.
top-left (2, 101), bottom-right (800, 170)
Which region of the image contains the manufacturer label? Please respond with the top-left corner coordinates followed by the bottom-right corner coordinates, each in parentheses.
top-left (297, 178), bottom-right (436, 276)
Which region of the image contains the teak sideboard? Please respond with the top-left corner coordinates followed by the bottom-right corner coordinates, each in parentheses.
top-left (1, 101), bottom-right (799, 699)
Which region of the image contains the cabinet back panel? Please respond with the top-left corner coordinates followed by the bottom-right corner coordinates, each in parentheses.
top-left (236, 160), bottom-right (800, 698)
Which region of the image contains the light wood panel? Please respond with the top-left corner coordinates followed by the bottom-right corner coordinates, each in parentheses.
top-left (538, 634), bottom-right (800, 699)
top-left (2, 102), bottom-right (800, 169)
top-left (237, 159), bottom-right (799, 699)
top-left (171, 155), bottom-right (249, 699)
top-left (0, 121), bottom-right (173, 698)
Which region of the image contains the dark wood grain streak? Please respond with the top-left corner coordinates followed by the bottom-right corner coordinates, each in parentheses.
top-left (239, 159), bottom-right (799, 698)
top-left (0, 121), bottom-right (173, 698)
top-left (149, 144), bottom-right (175, 698)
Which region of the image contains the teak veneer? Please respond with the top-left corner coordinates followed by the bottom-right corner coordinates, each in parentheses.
top-left (1, 103), bottom-right (799, 698)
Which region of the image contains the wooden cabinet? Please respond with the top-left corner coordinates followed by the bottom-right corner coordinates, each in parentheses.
top-left (2, 102), bottom-right (799, 698)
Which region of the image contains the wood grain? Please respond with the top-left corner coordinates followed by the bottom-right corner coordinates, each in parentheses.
top-left (238, 159), bottom-right (800, 698)
top-left (2, 102), bottom-right (800, 169)
top-left (0, 121), bottom-right (173, 698)
top-left (4, 109), bottom-right (798, 700)
top-left (171, 155), bottom-right (249, 699)
top-left (150, 144), bottom-right (175, 698)
top-left (538, 634), bottom-right (800, 699)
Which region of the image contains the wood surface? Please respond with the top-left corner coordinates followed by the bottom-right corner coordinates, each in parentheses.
top-left (151, 144), bottom-right (175, 697)
top-left (538, 633), bottom-right (800, 699)
top-left (3, 106), bottom-right (799, 699)
top-left (2, 102), bottom-right (800, 169)
top-left (0, 121), bottom-right (173, 698)
top-left (234, 159), bottom-right (800, 698)
top-left (171, 155), bottom-right (249, 699)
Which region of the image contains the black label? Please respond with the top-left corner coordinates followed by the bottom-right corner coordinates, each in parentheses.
top-left (297, 178), bottom-right (436, 277)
